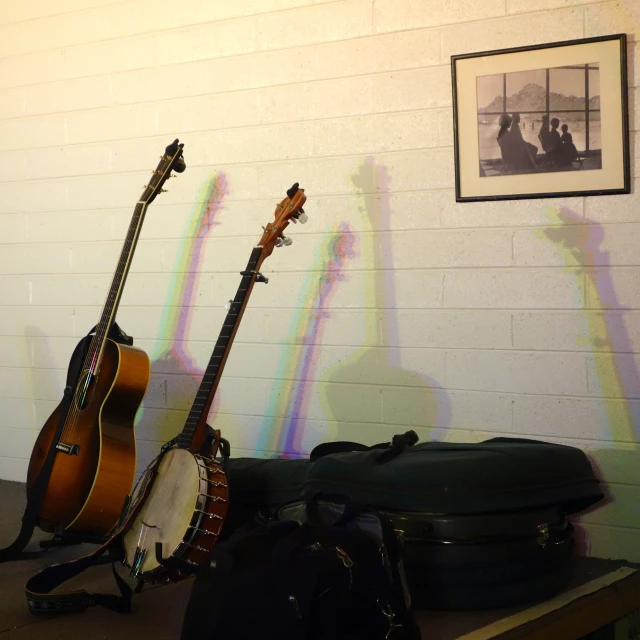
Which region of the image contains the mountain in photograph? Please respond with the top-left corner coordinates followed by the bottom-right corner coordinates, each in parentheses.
top-left (479, 82), bottom-right (600, 114)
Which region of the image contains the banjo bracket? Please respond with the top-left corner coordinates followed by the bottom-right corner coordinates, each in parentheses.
top-left (154, 542), bottom-right (198, 576)
top-left (199, 424), bottom-right (231, 472)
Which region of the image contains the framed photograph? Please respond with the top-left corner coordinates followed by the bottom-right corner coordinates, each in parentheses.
top-left (451, 34), bottom-right (630, 202)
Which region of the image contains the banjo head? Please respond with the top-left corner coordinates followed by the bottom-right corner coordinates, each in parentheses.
top-left (123, 448), bottom-right (201, 576)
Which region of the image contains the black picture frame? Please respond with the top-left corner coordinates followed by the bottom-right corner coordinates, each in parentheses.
top-left (451, 34), bottom-right (630, 203)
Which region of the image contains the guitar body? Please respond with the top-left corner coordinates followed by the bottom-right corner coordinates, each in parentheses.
top-left (26, 338), bottom-right (150, 537)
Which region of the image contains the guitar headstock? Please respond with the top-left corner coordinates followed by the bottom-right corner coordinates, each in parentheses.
top-left (258, 183), bottom-right (307, 258)
top-left (140, 138), bottom-right (187, 205)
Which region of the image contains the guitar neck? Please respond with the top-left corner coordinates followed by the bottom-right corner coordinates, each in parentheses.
top-left (82, 201), bottom-right (150, 377)
top-left (178, 246), bottom-right (265, 452)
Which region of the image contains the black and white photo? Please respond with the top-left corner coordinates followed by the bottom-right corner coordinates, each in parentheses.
top-left (452, 35), bottom-right (629, 202)
top-left (477, 64), bottom-right (600, 177)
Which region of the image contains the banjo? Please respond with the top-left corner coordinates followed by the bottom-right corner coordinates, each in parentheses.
top-left (122, 183), bottom-right (308, 582)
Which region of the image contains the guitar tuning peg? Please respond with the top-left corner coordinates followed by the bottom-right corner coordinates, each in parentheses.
top-left (224, 299), bottom-right (233, 310)
top-left (160, 188), bottom-right (168, 193)
top-left (280, 234), bottom-right (292, 246)
top-left (296, 209), bottom-right (308, 224)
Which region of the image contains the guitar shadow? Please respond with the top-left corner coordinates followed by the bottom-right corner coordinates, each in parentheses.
top-left (320, 157), bottom-right (450, 443)
top-left (133, 172), bottom-right (229, 474)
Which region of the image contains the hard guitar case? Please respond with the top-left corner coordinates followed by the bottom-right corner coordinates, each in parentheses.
top-left (222, 434), bottom-right (604, 610)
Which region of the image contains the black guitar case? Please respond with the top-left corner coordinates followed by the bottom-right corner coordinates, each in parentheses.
top-left (222, 433), bottom-right (604, 610)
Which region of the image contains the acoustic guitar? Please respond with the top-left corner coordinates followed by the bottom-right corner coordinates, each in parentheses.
top-left (26, 139), bottom-right (187, 538)
top-left (122, 183), bottom-right (308, 582)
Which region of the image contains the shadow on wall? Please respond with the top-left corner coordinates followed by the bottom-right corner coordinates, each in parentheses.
top-left (22, 326), bottom-right (56, 467)
top-left (541, 205), bottom-right (640, 560)
top-left (134, 172), bottom-right (229, 471)
top-left (320, 156), bottom-right (450, 445)
top-left (258, 221), bottom-right (358, 457)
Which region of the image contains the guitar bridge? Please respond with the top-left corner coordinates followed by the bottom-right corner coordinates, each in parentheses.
top-left (55, 442), bottom-right (81, 455)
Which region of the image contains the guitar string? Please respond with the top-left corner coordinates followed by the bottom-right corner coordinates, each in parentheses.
top-left (59, 152), bottom-right (178, 446)
top-left (59, 187), bottom-right (150, 444)
top-left (59, 207), bottom-right (141, 444)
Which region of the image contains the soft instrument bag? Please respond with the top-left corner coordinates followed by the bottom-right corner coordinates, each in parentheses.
top-left (181, 497), bottom-right (422, 640)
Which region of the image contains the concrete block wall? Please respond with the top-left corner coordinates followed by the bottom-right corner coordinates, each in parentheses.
top-left (0, 0), bottom-right (639, 561)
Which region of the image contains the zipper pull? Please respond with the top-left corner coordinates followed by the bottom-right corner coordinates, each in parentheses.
top-left (288, 595), bottom-right (301, 619)
top-left (380, 543), bottom-right (393, 581)
top-left (334, 546), bottom-right (353, 588)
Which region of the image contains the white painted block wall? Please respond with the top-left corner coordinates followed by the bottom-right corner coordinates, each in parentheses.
top-left (0, 0), bottom-right (639, 561)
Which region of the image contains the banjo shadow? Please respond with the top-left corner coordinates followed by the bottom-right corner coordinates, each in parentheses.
top-left (133, 172), bottom-right (229, 477)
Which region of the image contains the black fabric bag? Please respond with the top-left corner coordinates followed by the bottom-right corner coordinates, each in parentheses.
top-left (222, 434), bottom-right (604, 610)
top-left (304, 435), bottom-right (603, 515)
top-left (181, 497), bottom-right (422, 640)
top-left (221, 457), bottom-right (311, 540)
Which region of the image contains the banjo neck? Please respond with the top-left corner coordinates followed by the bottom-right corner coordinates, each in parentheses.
top-left (177, 246), bottom-right (265, 453)
top-left (177, 184), bottom-right (308, 453)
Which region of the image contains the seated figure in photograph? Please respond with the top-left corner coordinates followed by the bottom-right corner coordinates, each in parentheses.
top-left (497, 113), bottom-right (537, 173)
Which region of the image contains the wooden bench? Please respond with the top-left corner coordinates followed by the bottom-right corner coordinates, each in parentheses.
top-left (415, 557), bottom-right (640, 639)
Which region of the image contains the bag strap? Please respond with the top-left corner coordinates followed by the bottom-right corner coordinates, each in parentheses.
top-left (304, 493), bottom-right (421, 640)
top-left (24, 453), bottom-right (162, 615)
top-left (0, 322), bottom-right (134, 564)
top-left (309, 430), bottom-right (419, 463)
top-left (0, 329), bottom-right (96, 563)
top-left (377, 430), bottom-right (419, 464)
top-left (375, 513), bottom-right (422, 640)
top-left (180, 548), bottom-right (234, 640)
top-left (303, 492), bottom-right (367, 529)
top-left (26, 540), bottom-right (131, 614)
top-left (0, 386), bottom-right (72, 563)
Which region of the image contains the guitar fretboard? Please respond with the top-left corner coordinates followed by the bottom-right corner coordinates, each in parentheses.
top-left (177, 246), bottom-right (264, 450)
top-left (82, 202), bottom-right (148, 374)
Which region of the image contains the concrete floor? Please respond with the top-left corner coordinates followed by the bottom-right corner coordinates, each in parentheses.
top-left (0, 479), bottom-right (631, 639)
top-left (0, 479), bottom-right (193, 639)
